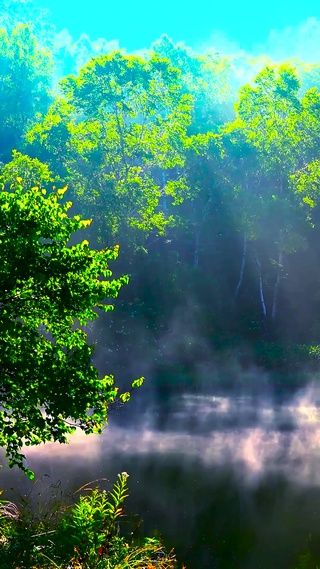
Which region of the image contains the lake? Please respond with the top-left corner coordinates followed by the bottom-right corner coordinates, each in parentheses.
top-left (3, 376), bottom-right (320, 569)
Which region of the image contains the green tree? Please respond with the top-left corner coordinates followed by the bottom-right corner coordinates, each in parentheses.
top-left (0, 0), bottom-right (55, 48)
top-left (151, 34), bottom-right (235, 133)
top-left (0, 177), bottom-right (140, 477)
top-left (0, 24), bottom-right (53, 161)
top-left (222, 64), bottom-right (320, 325)
top-left (26, 51), bottom-right (193, 246)
top-left (0, 149), bottom-right (59, 190)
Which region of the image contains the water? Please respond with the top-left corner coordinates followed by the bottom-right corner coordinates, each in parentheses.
top-left (3, 380), bottom-right (320, 568)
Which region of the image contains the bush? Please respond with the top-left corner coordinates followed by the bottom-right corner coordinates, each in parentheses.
top-left (0, 472), bottom-right (183, 569)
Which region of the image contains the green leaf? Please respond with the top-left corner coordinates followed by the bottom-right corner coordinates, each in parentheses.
top-left (119, 392), bottom-right (131, 403)
top-left (131, 377), bottom-right (145, 389)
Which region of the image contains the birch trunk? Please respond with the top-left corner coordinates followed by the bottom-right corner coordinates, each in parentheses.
top-left (255, 254), bottom-right (267, 319)
top-left (235, 235), bottom-right (247, 298)
top-left (271, 250), bottom-right (284, 322)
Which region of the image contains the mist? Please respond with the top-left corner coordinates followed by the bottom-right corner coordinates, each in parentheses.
top-left (1, 376), bottom-right (319, 568)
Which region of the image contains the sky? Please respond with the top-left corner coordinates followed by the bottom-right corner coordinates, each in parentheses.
top-left (38, 0), bottom-right (320, 58)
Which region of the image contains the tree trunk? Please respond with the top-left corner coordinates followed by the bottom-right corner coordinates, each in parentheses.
top-left (255, 254), bottom-right (267, 319)
top-left (271, 250), bottom-right (284, 322)
top-left (235, 235), bottom-right (247, 298)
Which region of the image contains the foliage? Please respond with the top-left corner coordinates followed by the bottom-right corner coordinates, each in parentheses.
top-left (0, 150), bottom-right (59, 190)
top-left (151, 34), bottom-right (235, 132)
top-left (0, 24), bottom-right (53, 161)
top-left (0, 473), bottom-right (182, 569)
top-left (6, 7), bottom-right (320, 568)
top-left (0, 0), bottom-right (55, 48)
top-left (0, 178), bottom-right (144, 476)
top-left (3, 7), bottom-right (320, 484)
top-left (26, 51), bottom-right (193, 244)
top-left (253, 341), bottom-right (320, 371)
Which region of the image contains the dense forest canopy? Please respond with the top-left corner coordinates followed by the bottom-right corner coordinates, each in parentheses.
top-left (2, 2), bottom-right (320, 331)
top-left (3, 0), bottom-right (320, 467)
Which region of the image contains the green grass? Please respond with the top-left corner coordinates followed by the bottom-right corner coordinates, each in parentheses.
top-left (0, 473), bottom-right (184, 569)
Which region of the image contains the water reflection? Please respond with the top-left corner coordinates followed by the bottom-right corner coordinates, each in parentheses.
top-left (4, 383), bottom-right (320, 568)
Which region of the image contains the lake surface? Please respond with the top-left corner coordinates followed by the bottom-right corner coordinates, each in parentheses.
top-left (3, 379), bottom-right (320, 568)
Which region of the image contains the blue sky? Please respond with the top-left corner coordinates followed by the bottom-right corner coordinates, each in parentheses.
top-left (39, 0), bottom-right (320, 54)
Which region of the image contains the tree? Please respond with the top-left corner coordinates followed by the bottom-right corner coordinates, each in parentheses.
top-left (0, 149), bottom-right (59, 190)
top-left (25, 51), bottom-right (193, 246)
top-left (0, 176), bottom-right (141, 477)
top-left (151, 34), bottom-right (236, 133)
top-left (0, 0), bottom-right (55, 48)
top-left (0, 24), bottom-right (53, 161)
top-left (222, 64), bottom-right (320, 327)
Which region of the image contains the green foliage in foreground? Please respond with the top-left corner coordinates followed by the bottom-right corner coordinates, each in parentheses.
top-left (0, 179), bottom-right (142, 476)
top-left (0, 472), bottom-right (182, 569)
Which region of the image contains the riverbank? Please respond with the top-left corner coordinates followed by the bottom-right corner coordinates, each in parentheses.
top-left (150, 341), bottom-right (320, 401)
top-left (0, 472), bottom-right (182, 569)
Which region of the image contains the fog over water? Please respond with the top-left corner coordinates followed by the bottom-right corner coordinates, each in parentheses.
top-left (22, 381), bottom-right (320, 486)
top-left (4, 376), bottom-right (320, 568)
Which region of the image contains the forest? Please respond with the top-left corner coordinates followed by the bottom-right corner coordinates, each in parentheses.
top-left (2, 0), bottom-right (320, 568)
top-left (3, 3), bottom-right (320, 366)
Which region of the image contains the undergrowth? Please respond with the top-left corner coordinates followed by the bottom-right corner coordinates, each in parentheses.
top-left (0, 472), bottom-right (184, 569)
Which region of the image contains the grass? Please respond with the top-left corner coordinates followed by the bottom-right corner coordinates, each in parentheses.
top-left (0, 472), bottom-right (185, 569)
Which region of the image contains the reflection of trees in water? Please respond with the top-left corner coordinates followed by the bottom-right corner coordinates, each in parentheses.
top-left (3, 389), bottom-right (320, 568)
